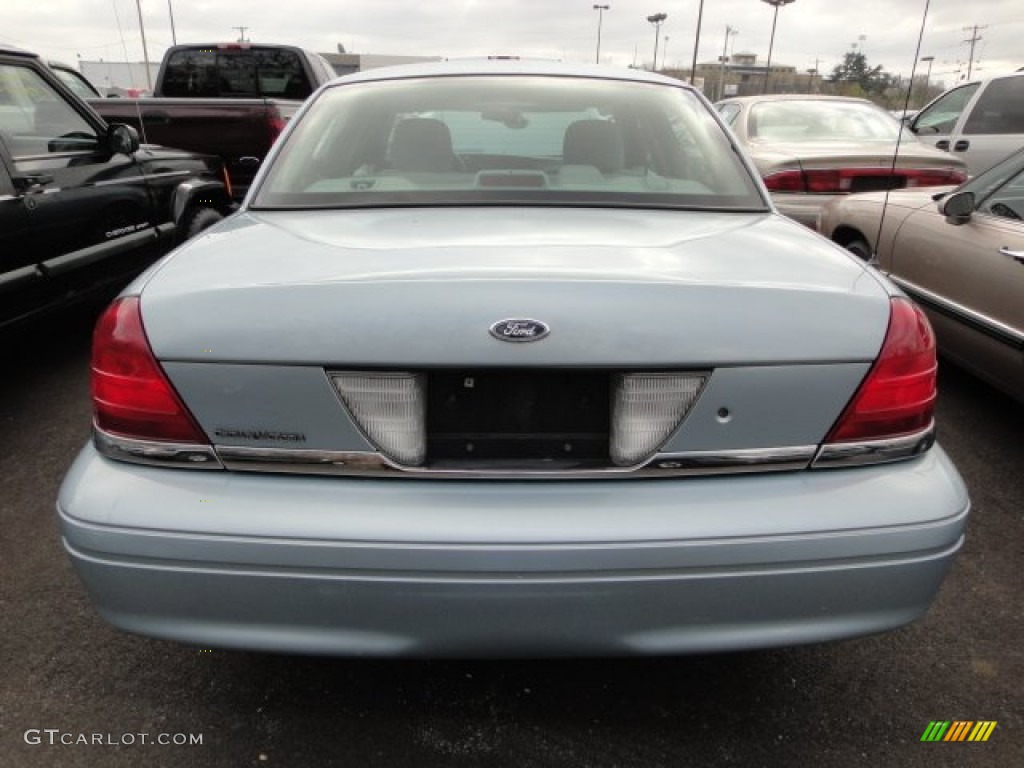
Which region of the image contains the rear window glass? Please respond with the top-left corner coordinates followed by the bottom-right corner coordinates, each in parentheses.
top-left (161, 48), bottom-right (312, 98)
top-left (749, 100), bottom-right (900, 142)
top-left (254, 75), bottom-right (766, 211)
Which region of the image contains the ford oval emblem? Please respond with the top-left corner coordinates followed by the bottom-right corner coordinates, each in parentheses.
top-left (489, 318), bottom-right (551, 343)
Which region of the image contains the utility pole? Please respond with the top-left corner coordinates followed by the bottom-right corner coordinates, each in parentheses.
top-left (961, 24), bottom-right (986, 80)
top-left (233, 26), bottom-right (250, 43)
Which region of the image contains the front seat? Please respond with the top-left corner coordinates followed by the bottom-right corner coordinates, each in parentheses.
top-left (562, 119), bottom-right (625, 174)
top-left (389, 117), bottom-right (459, 172)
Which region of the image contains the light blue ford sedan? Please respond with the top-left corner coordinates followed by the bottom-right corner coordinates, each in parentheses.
top-left (58, 60), bottom-right (969, 657)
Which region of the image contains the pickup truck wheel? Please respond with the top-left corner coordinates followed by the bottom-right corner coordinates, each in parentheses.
top-left (844, 237), bottom-right (873, 261)
top-left (181, 207), bottom-right (224, 242)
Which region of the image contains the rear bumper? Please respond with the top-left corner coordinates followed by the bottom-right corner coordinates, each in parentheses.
top-left (58, 443), bottom-right (969, 656)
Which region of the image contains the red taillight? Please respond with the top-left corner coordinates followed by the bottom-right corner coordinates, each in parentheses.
top-left (903, 168), bottom-right (968, 187)
top-left (91, 297), bottom-right (208, 443)
top-left (762, 169), bottom-right (806, 192)
top-left (826, 298), bottom-right (937, 443)
top-left (267, 111), bottom-right (287, 142)
top-left (763, 168), bottom-right (968, 194)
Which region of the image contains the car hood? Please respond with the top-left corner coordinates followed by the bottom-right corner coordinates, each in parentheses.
top-left (137, 207), bottom-right (890, 366)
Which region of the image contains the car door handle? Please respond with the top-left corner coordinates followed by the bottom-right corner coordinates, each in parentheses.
top-left (935, 139), bottom-right (951, 150)
top-left (953, 140), bottom-right (970, 151)
top-left (999, 247), bottom-right (1024, 264)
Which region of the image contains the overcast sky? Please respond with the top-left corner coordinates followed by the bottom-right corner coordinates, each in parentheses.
top-left (3, 0), bottom-right (1020, 87)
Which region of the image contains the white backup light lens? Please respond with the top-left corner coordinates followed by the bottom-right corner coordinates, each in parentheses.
top-left (330, 373), bottom-right (426, 465)
top-left (611, 373), bottom-right (706, 466)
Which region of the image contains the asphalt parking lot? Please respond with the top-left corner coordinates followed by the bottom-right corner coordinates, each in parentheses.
top-left (1, 304), bottom-right (1021, 768)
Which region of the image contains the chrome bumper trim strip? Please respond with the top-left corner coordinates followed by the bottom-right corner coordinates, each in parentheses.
top-left (214, 444), bottom-right (818, 479)
top-left (812, 424), bottom-right (935, 469)
top-left (93, 427), bottom-right (224, 469)
top-left (94, 427), bottom-right (936, 478)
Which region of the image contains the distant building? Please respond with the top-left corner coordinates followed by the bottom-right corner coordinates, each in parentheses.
top-left (668, 52), bottom-right (805, 100)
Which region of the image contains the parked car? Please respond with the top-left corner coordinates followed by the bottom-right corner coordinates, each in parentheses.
top-left (59, 60), bottom-right (968, 657)
top-left (908, 70), bottom-right (1024, 176)
top-left (0, 45), bottom-right (233, 331)
top-left (819, 147), bottom-right (1024, 402)
top-left (46, 61), bottom-right (102, 99)
top-left (714, 94), bottom-right (967, 227)
top-left (90, 43), bottom-right (337, 199)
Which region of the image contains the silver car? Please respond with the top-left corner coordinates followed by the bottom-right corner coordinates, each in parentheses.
top-left (715, 95), bottom-right (967, 228)
top-left (58, 61), bottom-right (968, 657)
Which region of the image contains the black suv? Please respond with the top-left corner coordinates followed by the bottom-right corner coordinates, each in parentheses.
top-left (0, 46), bottom-right (233, 331)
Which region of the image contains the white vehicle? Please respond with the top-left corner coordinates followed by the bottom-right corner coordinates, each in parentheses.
top-left (909, 70), bottom-right (1024, 176)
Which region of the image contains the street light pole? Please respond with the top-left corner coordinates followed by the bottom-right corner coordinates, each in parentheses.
top-left (689, 0), bottom-right (705, 87)
top-left (760, 0), bottom-right (794, 95)
top-left (167, 0), bottom-right (177, 46)
top-left (717, 25), bottom-right (737, 100)
top-left (647, 12), bottom-right (667, 72)
top-left (134, 0), bottom-right (152, 90)
top-left (918, 55), bottom-right (935, 105)
top-left (593, 5), bottom-right (610, 64)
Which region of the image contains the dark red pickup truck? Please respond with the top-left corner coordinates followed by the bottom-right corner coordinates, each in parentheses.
top-left (90, 43), bottom-right (337, 199)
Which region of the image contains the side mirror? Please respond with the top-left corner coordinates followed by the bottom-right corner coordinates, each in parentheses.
top-left (108, 123), bottom-right (140, 155)
top-left (940, 190), bottom-right (975, 225)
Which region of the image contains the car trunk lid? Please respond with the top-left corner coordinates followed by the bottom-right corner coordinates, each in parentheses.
top-left (140, 207), bottom-right (889, 367)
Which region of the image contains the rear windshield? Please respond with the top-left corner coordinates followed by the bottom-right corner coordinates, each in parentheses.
top-left (253, 75), bottom-right (766, 211)
top-left (161, 47), bottom-right (312, 99)
top-left (749, 100), bottom-right (901, 142)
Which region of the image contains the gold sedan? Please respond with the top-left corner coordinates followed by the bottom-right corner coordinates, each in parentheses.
top-left (819, 148), bottom-right (1024, 401)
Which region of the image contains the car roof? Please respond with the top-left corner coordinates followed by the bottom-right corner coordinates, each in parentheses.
top-left (330, 59), bottom-right (696, 90)
top-left (0, 44), bottom-right (39, 58)
top-left (965, 69), bottom-right (1024, 84)
top-left (166, 42), bottom-right (306, 51)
